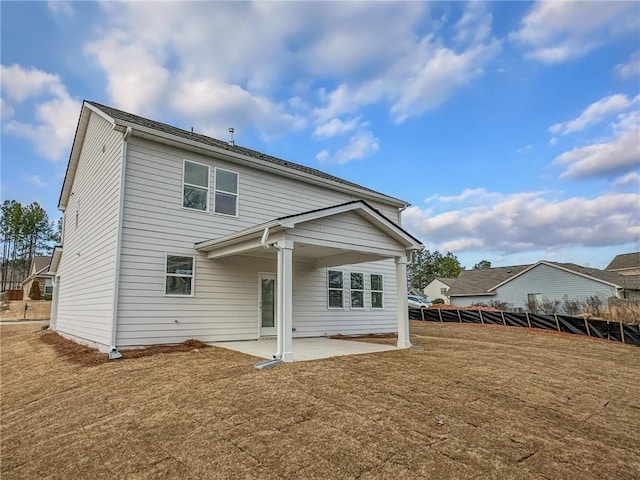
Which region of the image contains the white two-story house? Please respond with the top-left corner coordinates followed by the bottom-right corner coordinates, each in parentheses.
top-left (49, 101), bottom-right (422, 362)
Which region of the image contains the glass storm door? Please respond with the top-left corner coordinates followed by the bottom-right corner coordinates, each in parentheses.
top-left (260, 274), bottom-right (276, 336)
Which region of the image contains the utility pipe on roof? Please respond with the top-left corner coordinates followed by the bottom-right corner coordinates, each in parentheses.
top-left (260, 227), bottom-right (270, 248)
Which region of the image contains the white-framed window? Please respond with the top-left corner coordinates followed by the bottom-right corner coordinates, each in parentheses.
top-left (527, 293), bottom-right (542, 311)
top-left (350, 272), bottom-right (364, 309)
top-left (327, 270), bottom-right (344, 309)
top-left (214, 168), bottom-right (238, 216)
top-left (440, 287), bottom-right (448, 295)
top-left (370, 274), bottom-right (384, 309)
top-left (165, 255), bottom-right (195, 296)
top-left (44, 279), bottom-right (53, 295)
top-left (183, 160), bottom-right (210, 211)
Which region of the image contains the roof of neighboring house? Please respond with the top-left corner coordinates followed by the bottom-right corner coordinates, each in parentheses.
top-left (606, 252), bottom-right (640, 271)
top-left (77, 101), bottom-right (406, 208)
top-left (32, 256), bottom-right (52, 275)
top-left (447, 261), bottom-right (640, 296)
top-left (21, 256), bottom-right (53, 285)
top-left (447, 264), bottom-right (530, 296)
top-left (435, 277), bottom-right (456, 286)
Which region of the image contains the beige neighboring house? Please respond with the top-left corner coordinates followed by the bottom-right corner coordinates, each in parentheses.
top-left (606, 252), bottom-right (640, 276)
top-left (423, 277), bottom-right (455, 304)
top-left (22, 256), bottom-right (53, 299)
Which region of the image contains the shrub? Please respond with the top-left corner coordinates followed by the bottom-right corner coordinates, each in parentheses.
top-left (432, 298), bottom-right (445, 304)
top-left (28, 281), bottom-right (42, 300)
top-left (540, 297), bottom-right (560, 314)
top-left (44, 294), bottom-right (52, 301)
top-left (562, 295), bottom-right (582, 316)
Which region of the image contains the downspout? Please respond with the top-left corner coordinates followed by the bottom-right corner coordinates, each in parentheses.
top-left (108, 125), bottom-right (132, 360)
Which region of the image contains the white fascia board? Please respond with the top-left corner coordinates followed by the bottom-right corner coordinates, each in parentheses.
top-left (195, 222), bottom-right (282, 252)
top-left (119, 121), bottom-right (407, 209)
top-left (282, 201), bottom-right (422, 250)
top-left (49, 246), bottom-right (63, 275)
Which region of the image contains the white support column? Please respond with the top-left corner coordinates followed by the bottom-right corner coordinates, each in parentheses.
top-left (277, 239), bottom-right (294, 362)
top-left (395, 255), bottom-right (411, 348)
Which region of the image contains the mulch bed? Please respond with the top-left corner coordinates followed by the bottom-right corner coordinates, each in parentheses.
top-left (39, 330), bottom-right (209, 367)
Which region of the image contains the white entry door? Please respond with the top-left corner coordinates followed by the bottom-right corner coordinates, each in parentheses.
top-left (259, 273), bottom-right (277, 336)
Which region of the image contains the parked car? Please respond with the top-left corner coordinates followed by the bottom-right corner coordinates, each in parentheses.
top-left (407, 295), bottom-right (432, 309)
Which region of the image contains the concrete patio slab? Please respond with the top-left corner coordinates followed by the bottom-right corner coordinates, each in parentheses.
top-left (211, 337), bottom-right (398, 362)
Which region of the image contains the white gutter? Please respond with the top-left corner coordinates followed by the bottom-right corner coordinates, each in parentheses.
top-left (109, 125), bottom-right (132, 360)
top-left (260, 227), bottom-right (270, 248)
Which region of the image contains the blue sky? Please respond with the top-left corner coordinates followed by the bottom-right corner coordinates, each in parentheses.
top-left (1, 1), bottom-right (639, 270)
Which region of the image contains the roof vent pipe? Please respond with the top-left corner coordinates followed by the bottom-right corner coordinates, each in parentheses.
top-left (228, 127), bottom-right (235, 146)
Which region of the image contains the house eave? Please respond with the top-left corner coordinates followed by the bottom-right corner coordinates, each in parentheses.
top-left (115, 120), bottom-right (408, 210)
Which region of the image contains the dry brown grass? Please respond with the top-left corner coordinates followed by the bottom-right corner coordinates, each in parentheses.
top-left (2, 321), bottom-right (639, 479)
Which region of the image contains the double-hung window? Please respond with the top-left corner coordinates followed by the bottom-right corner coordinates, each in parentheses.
top-left (183, 160), bottom-right (209, 211)
top-left (370, 274), bottom-right (384, 309)
top-left (327, 270), bottom-right (343, 308)
top-left (214, 168), bottom-right (238, 216)
top-left (350, 272), bottom-right (364, 308)
top-left (165, 255), bottom-right (194, 296)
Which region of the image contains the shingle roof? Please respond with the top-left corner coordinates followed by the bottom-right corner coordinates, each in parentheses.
top-left (435, 277), bottom-right (456, 286)
top-left (606, 252), bottom-right (640, 271)
top-left (447, 265), bottom-right (530, 296)
top-left (32, 256), bottom-right (51, 274)
top-left (86, 101), bottom-right (406, 206)
top-left (447, 261), bottom-right (640, 296)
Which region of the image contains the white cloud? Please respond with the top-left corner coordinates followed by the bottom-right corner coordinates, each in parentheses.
top-left (84, 30), bottom-right (169, 116)
top-left (4, 91), bottom-right (81, 161)
top-left (313, 117), bottom-right (361, 139)
top-left (169, 76), bottom-right (306, 140)
top-left (553, 111), bottom-right (640, 179)
top-left (318, 131), bottom-right (379, 165)
top-left (510, 1), bottom-right (639, 63)
top-left (316, 150), bottom-right (330, 163)
top-left (86, 1), bottom-right (499, 140)
top-left (0, 98), bottom-right (14, 121)
top-left (616, 51), bottom-right (640, 79)
top-left (24, 174), bottom-right (47, 188)
top-left (403, 190), bottom-right (640, 256)
top-left (614, 171), bottom-right (640, 188)
top-left (516, 144), bottom-right (532, 154)
top-left (48, 1), bottom-right (74, 18)
top-left (1, 64), bottom-right (81, 161)
top-left (549, 94), bottom-right (638, 136)
top-left (0, 64), bottom-right (60, 103)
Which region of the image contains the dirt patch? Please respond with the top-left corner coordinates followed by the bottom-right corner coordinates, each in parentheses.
top-left (0, 299), bottom-right (51, 321)
top-left (39, 330), bottom-right (209, 366)
top-left (2, 321), bottom-right (639, 479)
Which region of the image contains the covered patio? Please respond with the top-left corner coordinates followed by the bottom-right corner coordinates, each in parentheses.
top-left (212, 337), bottom-right (399, 362)
top-left (195, 201), bottom-right (423, 363)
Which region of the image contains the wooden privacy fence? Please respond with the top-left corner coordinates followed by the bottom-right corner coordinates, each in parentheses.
top-left (410, 308), bottom-right (640, 347)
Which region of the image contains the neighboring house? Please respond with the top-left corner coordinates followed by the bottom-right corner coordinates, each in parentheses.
top-left (22, 256), bottom-right (54, 299)
top-left (49, 101), bottom-right (422, 362)
top-left (423, 277), bottom-right (455, 304)
top-left (447, 261), bottom-right (640, 313)
top-left (606, 252), bottom-right (640, 276)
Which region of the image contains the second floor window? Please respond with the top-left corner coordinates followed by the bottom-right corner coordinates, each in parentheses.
top-left (214, 168), bottom-right (238, 216)
top-left (183, 160), bottom-right (209, 211)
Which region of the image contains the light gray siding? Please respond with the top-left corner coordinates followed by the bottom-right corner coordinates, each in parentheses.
top-left (451, 263), bottom-right (618, 313)
top-left (115, 138), bottom-right (402, 347)
top-left (55, 112), bottom-right (124, 349)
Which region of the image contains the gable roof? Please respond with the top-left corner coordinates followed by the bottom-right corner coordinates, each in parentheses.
top-left (59, 101), bottom-right (408, 210)
top-left (435, 277), bottom-right (456, 286)
top-left (32, 256), bottom-right (52, 275)
top-left (195, 200), bottom-right (423, 253)
top-left (606, 252), bottom-right (640, 271)
top-left (448, 260), bottom-right (640, 297)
